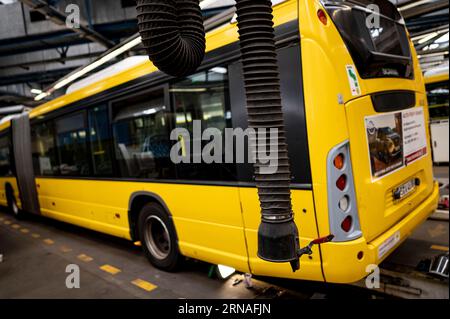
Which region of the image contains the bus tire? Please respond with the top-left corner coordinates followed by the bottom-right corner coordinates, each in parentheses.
top-left (138, 203), bottom-right (181, 272)
top-left (6, 186), bottom-right (22, 220)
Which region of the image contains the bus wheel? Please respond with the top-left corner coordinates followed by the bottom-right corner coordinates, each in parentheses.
top-left (138, 203), bottom-right (181, 271)
top-left (6, 190), bottom-right (22, 220)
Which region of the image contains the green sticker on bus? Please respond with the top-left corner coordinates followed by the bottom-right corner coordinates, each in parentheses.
top-left (346, 65), bottom-right (361, 97)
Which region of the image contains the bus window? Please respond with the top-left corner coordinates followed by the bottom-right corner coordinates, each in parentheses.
top-left (55, 112), bottom-right (91, 176)
top-left (324, 0), bottom-right (413, 79)
top-left (170, 67), bottom-right (237, 182)
top-left (0, 135), bottom-right (12, 177)
top-left (112, 88), bottom-right (175, 179)
top-left (427, 81), bottom-right (449, 120)
top-left (31, 121), bottom-right (59, 176)
top-left (88, 105), bottom-right (114, 176)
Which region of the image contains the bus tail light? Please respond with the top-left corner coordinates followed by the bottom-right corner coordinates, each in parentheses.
top-left (317, 9), bottom-right (328, 25)
top-left (327, 141), bottom-right (362, 242)
top-left (336, 175), bottom-right (347, 191)
top-left (341, 216), bottom-right (353, 232)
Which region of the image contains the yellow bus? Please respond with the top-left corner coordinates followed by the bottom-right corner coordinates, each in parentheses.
top-left (0, 0), bottom-right (439, 283)
top-left (425, 70), bottom-right (449, 121)
top-left (425, 69), bottom-right (449, 164)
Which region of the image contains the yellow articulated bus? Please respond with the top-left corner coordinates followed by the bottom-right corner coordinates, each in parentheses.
top-left (0, 0), bottom-right (439, 283)
top-left (424, 69), bottom-right (449, 164)
top-left (425, 70), bottom-right (449, 121)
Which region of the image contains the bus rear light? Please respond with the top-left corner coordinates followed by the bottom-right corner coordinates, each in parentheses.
top-left (341, 216), bottom-right (353, 232)
top-left (336, 175), bottom-right (347, 191)
top-left (317, 9), bottom-right (328, 25)
top-left (334, 154), bottom-right (345, 170)
top-left (327, 141), bottom-right (362, 242)
top-left (339, 195), bottom-right (350, 212)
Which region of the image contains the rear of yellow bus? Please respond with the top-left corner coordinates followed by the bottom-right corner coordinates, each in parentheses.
top-left (300, 0), bottom-right (439, 283)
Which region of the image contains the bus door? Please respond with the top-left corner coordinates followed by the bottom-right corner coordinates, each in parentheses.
top-left (11, 113), bottom-right (41, 215)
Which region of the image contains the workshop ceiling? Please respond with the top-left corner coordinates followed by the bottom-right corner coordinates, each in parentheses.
top-left (0, 0), bottom-right (448, 111)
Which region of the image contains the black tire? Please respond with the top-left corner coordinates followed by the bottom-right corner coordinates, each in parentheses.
top-left (6, 186), bottom-right (23, 220)
top-left (138, 203), bottom-right (181, 271)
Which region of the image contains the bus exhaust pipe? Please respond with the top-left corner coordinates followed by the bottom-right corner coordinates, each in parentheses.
top-left (136, 0), bottom-right (304, 271)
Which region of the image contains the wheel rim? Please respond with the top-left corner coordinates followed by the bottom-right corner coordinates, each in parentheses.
top-left (144, 215), bottom-right (171, 260)
top-left (11, 199), bottom-right (19, 215)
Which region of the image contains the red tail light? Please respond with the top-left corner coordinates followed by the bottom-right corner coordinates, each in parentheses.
top-left (341, 216), bottom-right (353, 232)
top-left (317, 9), bottom-right (328, 25)
top-left (336, 175), bottom-right (347, 191)
top-left (328, 141), bottom-right (362, 242)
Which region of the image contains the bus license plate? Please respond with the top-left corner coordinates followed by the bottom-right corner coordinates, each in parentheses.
top-left (393, 179), bottom-right (416, 201)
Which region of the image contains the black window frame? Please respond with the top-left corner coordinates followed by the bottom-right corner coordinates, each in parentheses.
top-left (87, 104), bottom-right (115, 177)
top-left (54, 110), bottom-right (92, 177)
top-left (31, 118), bottom-right (60, 177)
top-left (0, 129), bottom-right (13, 178)
top-left (169, 65), bottom-right (238, 183)
top-left (110, 83), bottom-right (177, 180)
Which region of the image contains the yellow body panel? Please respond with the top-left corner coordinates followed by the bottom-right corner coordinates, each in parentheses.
top-left (425, 72), bottom-right (449, 85)
top-left (0, 0), bottom-right (439, 284)
top-left (239, 188), bottom-right (323, 281)
top-left (35, 177), bottom-right (250, 272)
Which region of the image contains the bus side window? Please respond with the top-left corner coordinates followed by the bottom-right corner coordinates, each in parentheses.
top-left (170, 66), bottom-right (237, 182)
top-left (31, 121), bottom-right (59, 176)
top-left (88, 105), bottom-right (114, 176)
top-left (0, 134), bottom-right (12, 177)
top-left (55, 112), bottom-right (91, 177)
top-left (112, 88), bottom-right (175, 180)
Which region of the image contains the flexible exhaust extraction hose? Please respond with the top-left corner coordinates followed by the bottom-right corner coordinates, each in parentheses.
top-left (136, 0), bottom-right (301, 271)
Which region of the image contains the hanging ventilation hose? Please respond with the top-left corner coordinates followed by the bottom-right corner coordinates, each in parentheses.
top-left (136, 0), bottom-right (303, 271)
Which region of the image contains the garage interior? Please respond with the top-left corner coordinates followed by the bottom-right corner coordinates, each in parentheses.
top-left (0, 0), bottom-right (448, 300)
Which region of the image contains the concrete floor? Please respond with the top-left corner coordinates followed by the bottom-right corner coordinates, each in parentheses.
top-left (0, 210), bottom-right (447, 299)
top-left (0, 166), bottom-right (448, 299)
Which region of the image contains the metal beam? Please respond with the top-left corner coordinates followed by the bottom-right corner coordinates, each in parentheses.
top-left (0, 66), bottom-right (78, 86)
top-left (401, 0), bottom-right (449, 19)
top-left (19, 0), bottom-right (115, 48)
top-left (410, 23), bottom-right (449, 38)
top-left (1, 52), bottom-right (102, 70)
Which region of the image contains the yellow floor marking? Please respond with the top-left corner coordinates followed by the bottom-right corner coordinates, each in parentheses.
top-left (43, 239), bottom-right (55, 245)
top-left (4, 220), bottom-right (11, 225)
top-left (132, 279), bottom-right (158, 292)
top-left (31, 233), bottom-right (41, 239)
top-left (11, 224), bottom-right (20, 229)
top-left (60, 246), bottom-right (72, 253)
top-left (431, 245), bottom-right (449, 252)
top-left (20, 228), bottom-right (30, 234)
top-left (100, 264), bottom-right (121, 275)
top-left (77, 254), bottom-right (93, 262)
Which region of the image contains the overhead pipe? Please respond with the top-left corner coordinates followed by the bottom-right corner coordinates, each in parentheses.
top-left (136, 0), bottom-right (309, 271)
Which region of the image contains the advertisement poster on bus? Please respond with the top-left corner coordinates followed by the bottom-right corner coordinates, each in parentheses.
top-left (365, 107), bottom-right (427, 180)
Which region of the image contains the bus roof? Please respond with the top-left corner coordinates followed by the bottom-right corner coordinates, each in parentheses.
top-left (24, 0), bottom-right (296, 123)
top-left (424, 66), bottom-right (449, 85)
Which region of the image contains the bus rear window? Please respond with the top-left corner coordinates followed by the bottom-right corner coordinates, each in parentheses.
top-left (323, 0), bottom-right (413, 79)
